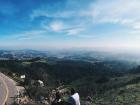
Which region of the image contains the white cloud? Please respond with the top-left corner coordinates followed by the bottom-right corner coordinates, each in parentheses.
top-left (30, 0), bottom-right (140, 39)
top-left (42, 20), bottom-right (85, 35)
top-left (90, 0), bottom-right (140, 29)
top-left (66, 28), bottom-right (84, 35)
top-left (30, 0), bottom-right (91, 20)
top-left (11, 30), bottom-right (46, 40)
top-left (30, 9), bottom-right (77, 20)
top-left (42, 21), bottom-right (64, 32)
top-left (50, 21), bottom-right (63, 32)
top-left (132, 22), bottom-right (140, 29)
top-left (32, 0), bottom-right (140, 31)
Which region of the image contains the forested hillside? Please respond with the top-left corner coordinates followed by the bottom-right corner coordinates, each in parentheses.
top-left (0, 58), bottom-right (140, 105)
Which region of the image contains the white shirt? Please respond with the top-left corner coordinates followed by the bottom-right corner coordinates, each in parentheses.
top-left (69, 93), bottom-right (80, 105)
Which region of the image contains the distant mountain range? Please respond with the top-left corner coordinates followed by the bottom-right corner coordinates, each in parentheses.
top-left (0, 49), bottom-right (140, 64)
top-left (0, 49), bottom-right (47, 60)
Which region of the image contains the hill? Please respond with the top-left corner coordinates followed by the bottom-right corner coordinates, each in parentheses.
top-left (0, 57), bottom-right (140, 105)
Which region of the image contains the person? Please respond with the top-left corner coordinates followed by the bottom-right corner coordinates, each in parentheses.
top-left (51, 91), bottom-right (63, 105)
top-left (68, 88), bottom-right (80, 105)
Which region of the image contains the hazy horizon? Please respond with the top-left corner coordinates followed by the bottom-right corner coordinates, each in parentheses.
top-left (1, 46), bottom-right (140, 55)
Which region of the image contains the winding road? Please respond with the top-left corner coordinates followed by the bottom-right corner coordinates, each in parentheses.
top-left (0, 73), bottom-right (18, 105)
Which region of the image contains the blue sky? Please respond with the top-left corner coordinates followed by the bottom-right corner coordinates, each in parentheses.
top-left (0, 0), bottom-right (140, 50)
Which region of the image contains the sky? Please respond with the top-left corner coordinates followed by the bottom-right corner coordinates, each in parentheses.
top-left (0, 0), bottom-right (140, 50)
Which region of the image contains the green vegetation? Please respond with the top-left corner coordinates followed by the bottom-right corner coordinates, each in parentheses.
top-left (0, 58), bottom-right (140, 105)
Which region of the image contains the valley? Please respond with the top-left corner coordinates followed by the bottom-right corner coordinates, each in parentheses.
top-left (0, 50), bottom-right (140, 105)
